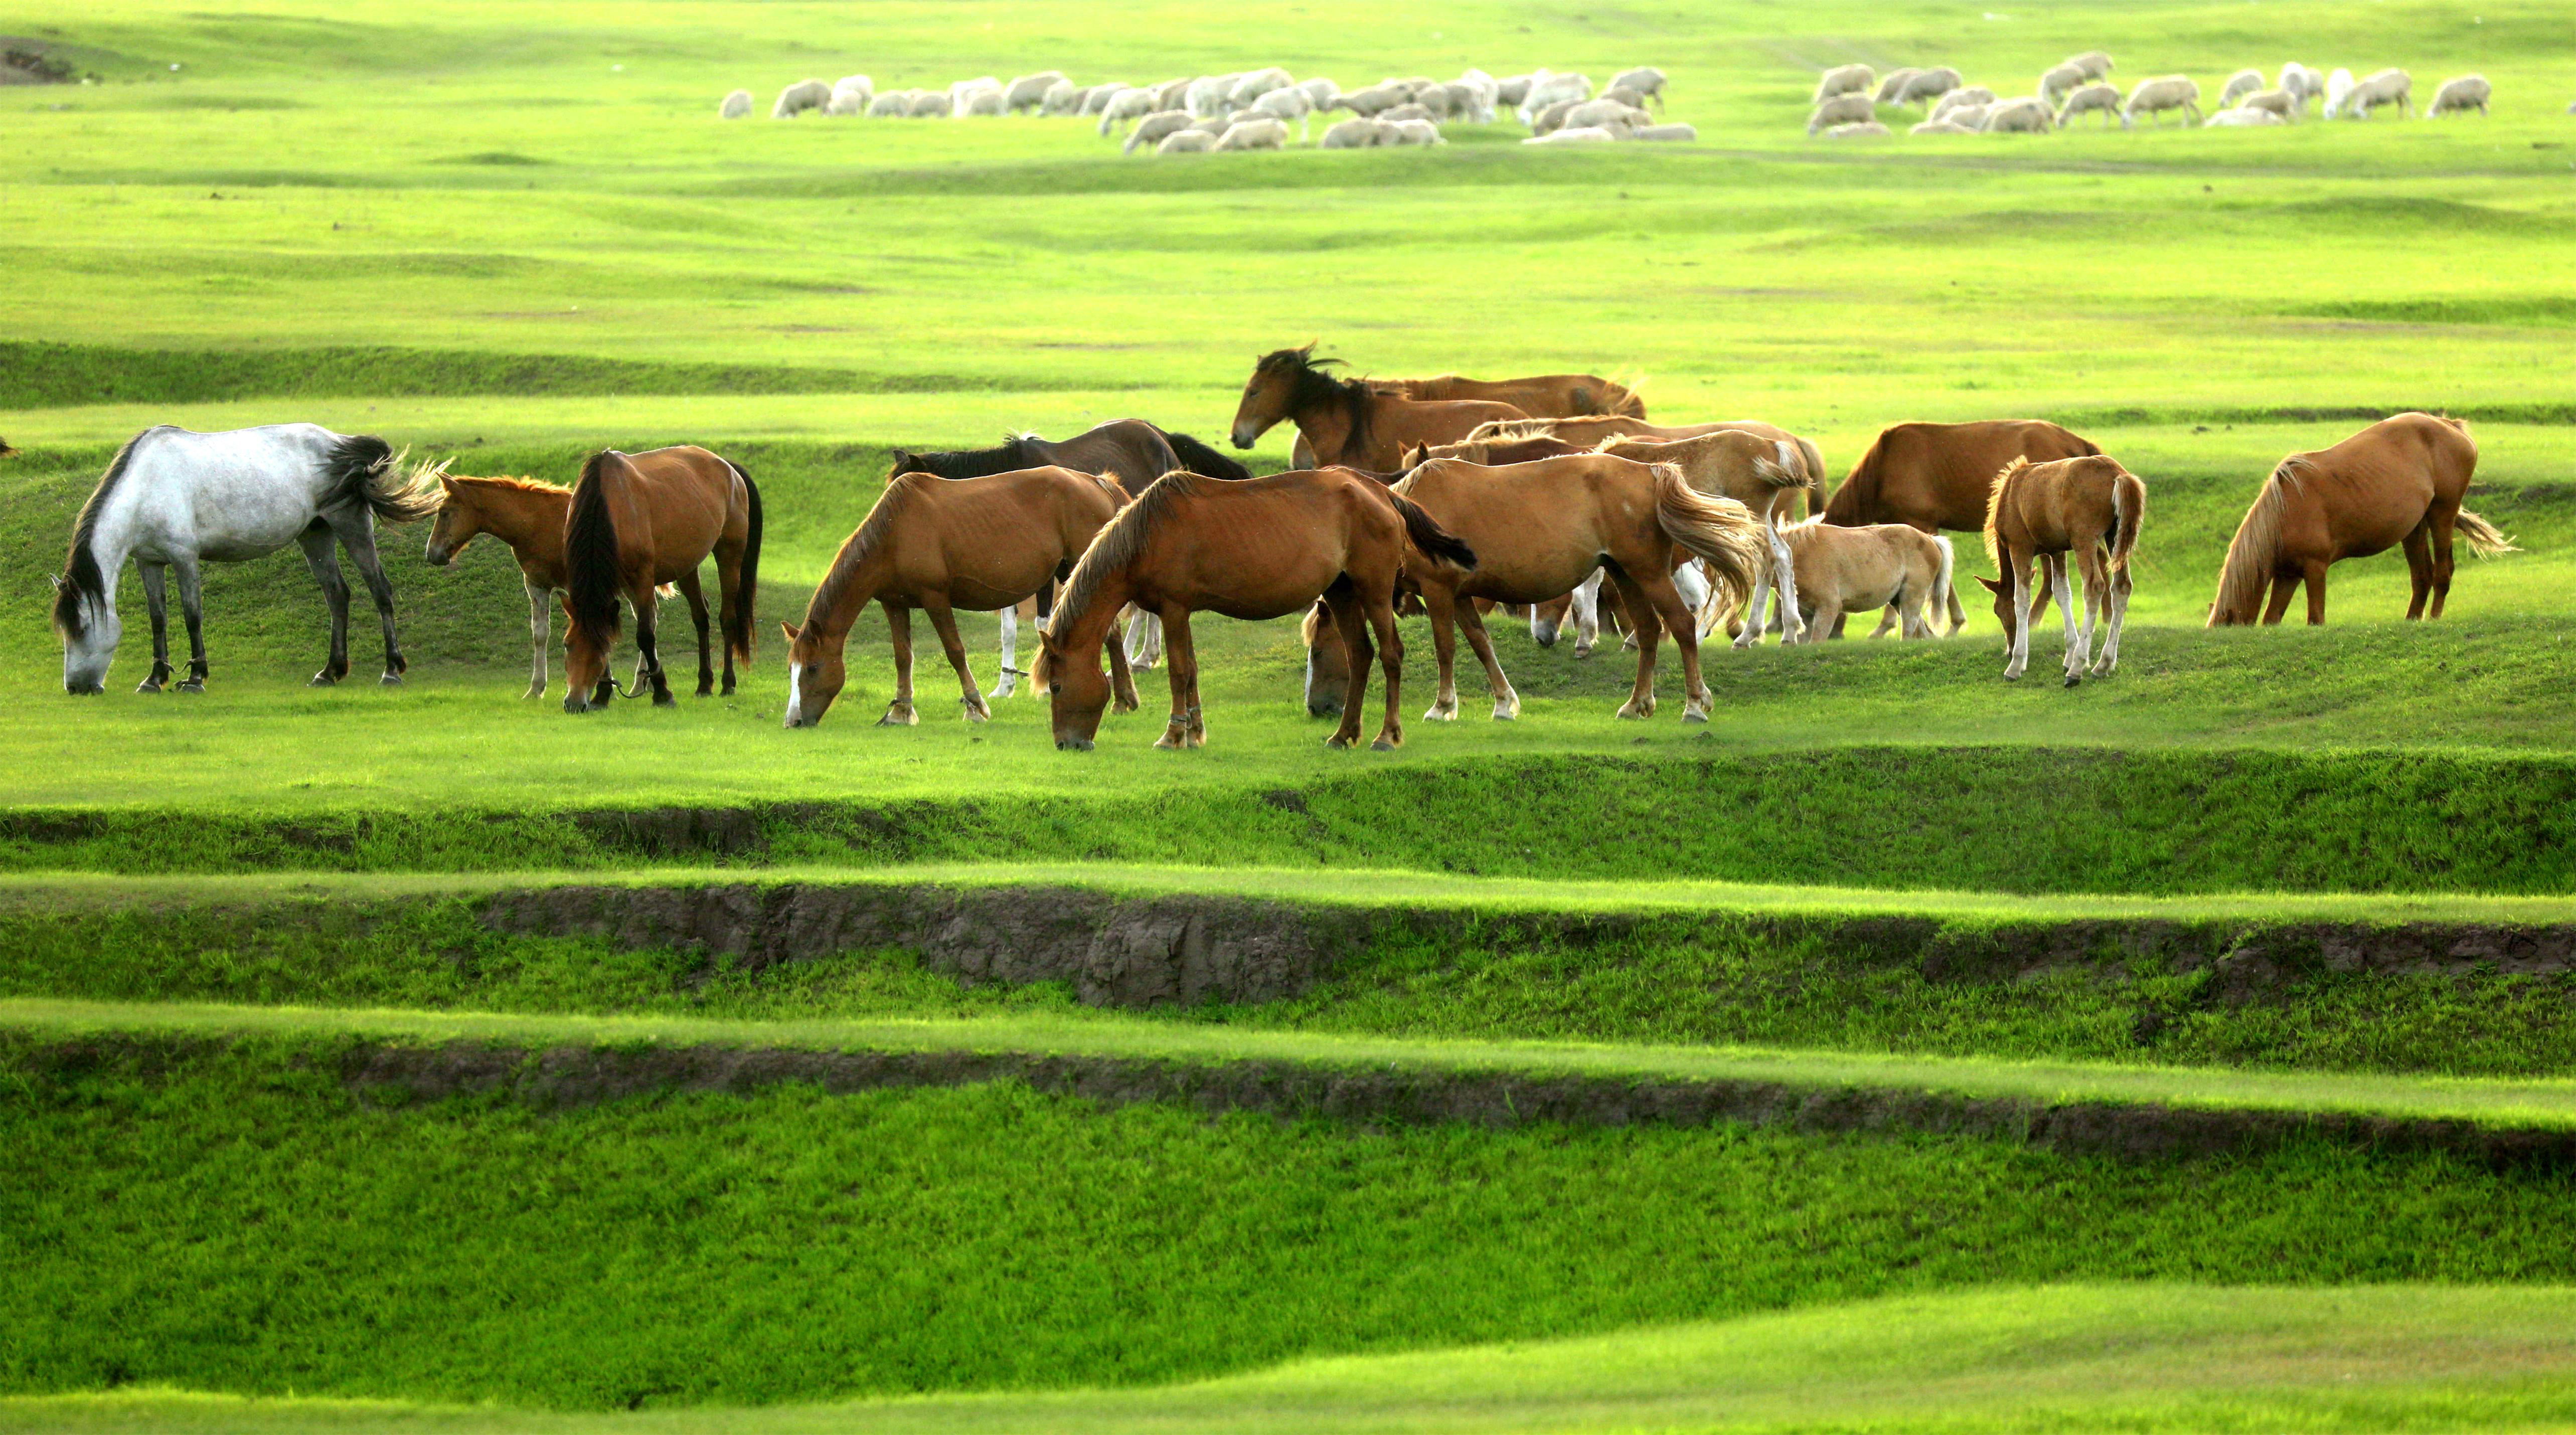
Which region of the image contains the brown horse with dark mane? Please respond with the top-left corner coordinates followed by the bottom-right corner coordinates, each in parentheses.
top-left (1038, 468), bottom-right (1476, 752)
top-left (1229, 347), bottom-right (1528, 471)
top-left (561, 446), bottom-right (761, 712)
top-left (1377, 372), bottom-right (1645, 420)
top-left (889, 419), bottom-right (1248, 494)
top-left (2208, 413), bottom-right (2510, 627)
top-left (423, 474), bottom-right (572, 699)
top-left (781, 466), bottom-right (1136, 729)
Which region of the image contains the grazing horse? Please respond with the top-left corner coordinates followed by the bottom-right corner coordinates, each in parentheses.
top-left (782, 467), bottom-right (1135, 729)
top-left (52, 424), bottom-right (440, 694)
top-left (423, 474), bottom-right (576, 699)
top-left (2208, 413), bottom-right (2510, 627)
top-left (1038, 468), bottom-right (1476, 752)
top-left (1311, 454), bottom-right (1767, 725)
top-left (1763, 520), bottom-right (1960, 646)
top-left (1229, 346), bottom-right (1528, 472)
top-left (1976, 455), bottom-right (2146, 683)
top-left (561, 447), bottom-right (762, 712)
top-left (1376, 373), bottom-right (1645, 420)
top-left (1470, 417), bottom-right (1828, 493)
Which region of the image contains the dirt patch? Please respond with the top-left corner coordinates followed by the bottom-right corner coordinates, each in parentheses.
top-left (316, 1039), bottom-right (2576, 1171)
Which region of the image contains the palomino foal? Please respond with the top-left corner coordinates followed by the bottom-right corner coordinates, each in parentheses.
top-left (1978, 454), bottom-right (2146, 684)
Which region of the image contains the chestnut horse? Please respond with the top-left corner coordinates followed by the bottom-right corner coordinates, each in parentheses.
top-left (781, 466), bottom-right (1135, 729)
top-left (1038, 468), bottom-right (1476, 752)
top-left (1312, 454), bottom-right (1767, 724)
top-left (1977, 455), bottom-right (2146, 683)
top-left (1377, 372), bottom-right (1645, 420)
top-left (2208, 413), bottom-right (2510, 627)
top-left (1230, 347), bottom-right (1528, 471)
top-left (1594, 432), bottom-right (1812, 642)
top-left (423, 474), bottom-right (570, 699)
top-left (561, 447), bottom-right (761, 712)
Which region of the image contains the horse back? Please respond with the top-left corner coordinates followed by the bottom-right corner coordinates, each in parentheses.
top-left (616, 445), bottom-right (743, 565)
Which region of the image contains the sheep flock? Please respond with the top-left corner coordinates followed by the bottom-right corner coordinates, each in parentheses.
top-left (1807, 54), bottom-right (2502, 138)
top-left (720, 67), bottom-right (1696, 152)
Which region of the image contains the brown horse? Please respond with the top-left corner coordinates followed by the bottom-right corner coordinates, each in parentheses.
top-left (2208, 413), bottom-right (2510, 627)
top-left (1312, 455), bottom-right (1766, 724)
top-left (561, 446), bottom-right (761, 713)
top-left (889, 419), bottom-right (1247, 495)
top-left (1230, 347), bottom-right (1528, 471)
top-left (782, 466), bottom-right (1135, 729)
top-left (1471, 416), bottom-right (1828, 491)
top-left (423, 474), bottom-right (572, 699)
top-left (1377, 373), bottom-right (1645, 420)
top-left (1594, 431), bottom-right (1813, 641)
top-left (1038, 468), bottom-right (1476, 752)
top-left (1414, 434), bottom-right (1591, 466)
top-left (1976, 455), bottom-right (2146, 683)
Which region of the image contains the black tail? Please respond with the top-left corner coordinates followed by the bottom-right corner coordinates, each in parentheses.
top-left (564, 452), bottom-right (625, 651)
top-left (1391, 492), bottom-right (1477, 570)
top-left (726, 458), bottom-right (762, 667)
top-left (1162, 429), bottom-right (1252, 481)
top-left (322, 434), bottom-right (409, 520)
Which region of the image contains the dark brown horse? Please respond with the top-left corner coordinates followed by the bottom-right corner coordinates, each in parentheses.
top-left (1038, 468), bottom-right (1476, 752)
top-left (561, 446), bottom-right (761, 712)
top-left (891, 420), bottom-right (1247, 495)
top-left (1230, 347), bottom-right (1527, 471)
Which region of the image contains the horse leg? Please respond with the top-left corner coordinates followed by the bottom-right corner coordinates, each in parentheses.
top-left (1867, 605), bottom-right (1901, 639)
top-left (1454, 601), bottom-right (1519, 720)
top-left (879, 599), bottom-right (918, 725)
top-left (1420, 587), bottom-right (1461, 721)
top-left (2261, 570), bottom-right (2299, 625)
top-left (712, 542), bottom-right (743, 697)
top-left (1321, 582), bottom-right (1372, 750)
top-left (2426, 506), bottom-right (2460, 619)
top-left (633, 582), bottom-right (676, 706)
top-left (296, 525), bottom-right (353, 687)
top-left (1732, 556), bottom-right (1768, 648)
top-left (1154, 608), bottom-right (1204, 749)
top-left (327, 512), bottom-right (408, 684)
top-left (524, 579), bottom-right (552, 699)
top-left (1362, 584), bottom-right (1406, 751)
top-left (2049, 554), bottom-right (2081, 686)
top-left (1568, 570), bottom-right (1603, 657)
top-left (136, 561), bottom-right (173, 692)
top-left (1125, 607), bottom-right (1163, 670)
top-left (1605, 566), bottom-right (1662, 719)
top-left (2071, 551), bottom-right (2103, 681)
top-left (676, 569), bottom-right (715, 696)
top-left (922, 597), bottom-right (990, 722)
top-left (1639, 570), bottom-right (1711, 722)
top-left (2095, 563), bottom-right (2133, 676)
top-left (989, 599), bottom-right (1022, 701)
top-left (2302, 561), bottom-right (2330, 626)
top-left (1104, 612), bottom-right (1142, 714)
top-left (2003, 559), bottom-right (2033, 680)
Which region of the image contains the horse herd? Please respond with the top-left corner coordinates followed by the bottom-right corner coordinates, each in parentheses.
top-left (1810, 51), bottom-right (2498, 137)
top-left (48, 360), bottom-right (2513, 753)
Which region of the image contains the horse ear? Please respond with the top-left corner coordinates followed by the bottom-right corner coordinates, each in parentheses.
top-left (1973, 576), bottom-right (2004, 594)
top-left (49, 574), bottom-right (67, 595)
top-left (780, 621), bottom-right (800, 644)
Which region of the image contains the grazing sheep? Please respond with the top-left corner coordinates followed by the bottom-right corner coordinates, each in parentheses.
top-left (2220, 69), bottom-right (2265, 108)
top-left (1873, 68), bottom-right (1922, 103)
top-left (1636, 122), bottom-right (1697, 141)
top-left (2323, 67), bottom-right (2355, 115)
top-left (1331, 83), bottom-right (1408, 117)
top-left (1157, 129), bottom-right (1216, 154)
top-left (2038, 63), bottom-right (2086, 104)
top-left (1519, 71), bottom-right (1592, 122)
top-left (2065, 51), bottom-right (2115, 80)
top-left (908, 91), bottom-right (953, 118)
top-left (1610, 66), bottom-right (1668, 108)
top-left (772, 79), bottom-right (831, 118)
top-left (1531, 98), bottom-right (1581, 134)
top-left (2279, 62), bottom-right (2324, 108)
top-left (719, 89), bottom-right (752, 119)
top-left (1911, 117), bottom-right (1980, 135)
top-left (2123, 74), bottom-right (2202, 126)
top-left (1938, 103), bottom-right (1992, 130)
top-left (1098, 86), bottom-right (1156, 133)
top-left (1930, 85), bottom-right (1996, 120)
top-left (1600, 85), bottom-right (1650, 113)
top-left (868, 89), bottom-right (916, 118)
top-left (1038, 81), bottom-right (1084, 116)
top-left (2429, 74), bottom-right (2491, 117)
top-left (1216, 116), bottom-right (1288, 150)
top-left (956, 84), bottom-right (1005, 118)
top-left (2333, 68), bottom-right (2411, 118)
top-left (1440, 81), bottom-right (1494, 122)
top-left (1827, 120), bottom-right (1893, 137)
top-left (1297, 77), bottom-right (1340, 108)
top-left (1079, 83), bottom-right (1128, 116)
top-left (1389, 118), bottom-right (1444, 145)
top-left (1983, 95), bottom-right (2053, 132)
top-left (1494, 73), bottom-right (1538, 107)
top-left (1185, 73), bottom-right (1242, 116)
top-left (1123, 109), bottom-right (1194, 153)
top-left (1524, 125), bottom-right (1619, 144)
top-left (828, 74), bottom-right (873, 113)
top-left (1229, 67), bottom-right (1294, 105)
top-left (1815, 64), bottom-right (1875, 104)
top-left (1250, 85), bottom-right (1315, 139)
top-left (1895, 67), bottom-right (1963, 106)
top-left (1005, 71), bottom-right (1066, 112)
top-left (1381, 102), bottom-right (1433, 124)
top-left (1564, 98), bottom-right (1650, 133)
top-left (1809, 92), bottom-right (1878, 133)
top-left (1321, 117), bottom-right (1388, 148)
top-left (2241, 88), bottom-right (2298, 121)
top-left (1151, 77), bottom-right (1195, 110)
top-left (2055, 82), bottom-right (2126, 127)
top-left (1456, 68), bottom-right (1500, 111)
top-left (2204, 106), bottom-right (2283, 126)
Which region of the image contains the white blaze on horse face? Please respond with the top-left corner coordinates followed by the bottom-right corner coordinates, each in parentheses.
top-left (783, 659), bottom-right (804, 727)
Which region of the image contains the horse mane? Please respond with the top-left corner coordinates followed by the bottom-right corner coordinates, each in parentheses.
top-left (1825, 429), bottom-right (1890, 523)
top-left (1058, 469), bottom-right (1208, 630)
top-left (1159, 429), bottom-right (1252, 481)
top-left (1258, 346), bottom-right (1372, 459)
top-left (2211, 458), bottom-right (2304, 622)
top-left (1982, 456), bottom-right (2031, 570)
top-left (897, 434), bottom-right (1029, 480)
top-left (444, 474), bottom-right (567, 496)
top-left (563, 451), bottom-right (628, 650)
top-left (53, 427), bottom-right (160, 639)
top-left (1465, 418), bottom-right (1560, 442)
top-left (809, 472), bottom-right (930, 622)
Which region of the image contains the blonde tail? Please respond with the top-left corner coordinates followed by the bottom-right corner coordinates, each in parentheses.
top-left (2456, 508), bottom-right (2518, 557)
top-left (1651, 462), bottom-right (1765, 610)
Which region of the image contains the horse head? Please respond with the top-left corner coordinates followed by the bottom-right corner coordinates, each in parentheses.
top-left (1041, 625), bottom-right (1107, 750)
top-left (1231, 344), bottom-right (1337, 450)
top-left (779, 619), bottom-right (849, 729)
top-left (422, 476), bottom-right (473, 566)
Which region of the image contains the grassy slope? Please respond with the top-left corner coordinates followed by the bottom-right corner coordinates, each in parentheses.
top-left (11, 1286), bottom-right (2576, 1433)
top-left (9, 1035), bottom-right (2576, 1411)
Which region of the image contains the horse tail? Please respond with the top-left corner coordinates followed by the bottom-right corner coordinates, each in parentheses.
top-left (1930, 533), bottom-right (1963, 634)
top-left (1598, 374), bottom-right (1648, 418)
top-left (726, 457), bottom-right (762, 667)
top-left (1161, 430), bottom-right (1252, 481)
top-left (1651, 462), bottom-right (1764, 609)
top-left (1389, 491), bottom-right (1477, 572)
top-left (564, 451), bottom-right (627, 653)
top-left (2455, 507), bottom-right (2518, 558)
top-left (2209, 461), bottom-right (2294, 626)
top-left (2108, 469), bottom-right (2146, 572)
top-left (1983, 456), bottom-right (2028, 571)
top-left (1793, 435), bottom-right (1827, 514)
top-left (327, 434), bottom-right (436, 525)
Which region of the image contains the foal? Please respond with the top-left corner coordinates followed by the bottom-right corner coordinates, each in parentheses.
top-left (423, 475), bottom-right (571, 699)
top-left (1978, 454), bottom-right (2146, 684)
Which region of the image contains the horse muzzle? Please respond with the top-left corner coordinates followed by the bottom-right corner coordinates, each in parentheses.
top-left (563, 693), bottom-right (593, 714)
top-left (1228, 423), bottom-right (1258, 451)
top-left (1056, 735), bottom-right (1094, 752)
top-left (64, 681), bottom-right (104, 696)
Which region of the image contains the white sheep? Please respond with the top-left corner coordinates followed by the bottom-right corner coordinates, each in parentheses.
top-left (1524, 124), bottom-right (1618, 144)
top-left (1003, 71), bottom-right (1065, 112)
top-left (2204, 106), bottom-right (2283, 126)
top-left (1910, 118), bottom-right (1980, 135)
top-left (1079, 83), bottom-right (1128, 116)
top-left (1123, 109), bottom-right (1194, 153)
top-left (867, 89), bottom-right (915, 118)
top-left (1519, 72), bottom-right (1592, 122)
top-left (1387, 117), bottom-right (1443, 145)
top-left (1097, 86), bottom-right (1156, 134)
top-left (1321, 117), bottom-right (1388, 148)
top-left (2333, 68), bottom-right (2411, 118)
top-left (1297, 77), bottom-right (1340, 109)
top-left (1815, 64), bottom-right (1875, 104)
top-left (771, 79), bottom-right (831, 118)
top-left (1938, 102), bottom-right (1991, 130)
top-left (1636, 122), bottom-right (1696, 141)
top-left (1250, 85), bottom-right (1316, 140)
top-left (826, 75), bottom-right (873, 115)
top-left (1610, 66), bottom-right (1667, 108)
top-left (1563, 98), bottom-right (1649, 133)
top-left (2278, 63), bottom-right (2324, 109)
top-left (1896, 67), bottom-right (1961, 105)
top-left (1228, 67), bottom-right (1294, 105)
top-left (2038, 63), bottom-right (2086, 104)
top-left (2428, 75), bottom-right (2490, 117)
top-left (2065, 51), bottom-right (2115, 80)
top-left (1157, 129), bottom-right (1216, 153)
top-left (2055, 82), bottom-right (2126, 127)
top-left (1040, 81), bottom-right (1088, 116)
top-left (1216, 116), bottom-right (1289, 149)
top-left (2220, 69), bottom-right (2265, 108)
top-left (1808, 93), bottom-right (1877, 134)
top-left (2123, 75), bottom-right (2202, 126)
top-left (2241, 88), bottom-right (2298, 121)
top-left (719, 89), bottom-right (751, 119)
top-left (1826, 120), bottom-right (1893, 137)
top-left (1982, 95), bottom-right (2053, 132)
top-left (2323, 68), bottom-right (2356, 115)
top-left (1873, 68), bottom-right (1922, 103)
top-left (1931, 85), bottom-right (1996, 120)
top-left (907, 91), bottom-right (953, 118)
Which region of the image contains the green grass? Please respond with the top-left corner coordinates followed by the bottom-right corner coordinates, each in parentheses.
top-left (11, 1285), bottom-right (2576, 1433)
top-left (9, 1033), bottom-right (2576, 1412)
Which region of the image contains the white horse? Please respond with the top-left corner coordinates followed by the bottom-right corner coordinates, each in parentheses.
top-left (53, 425), bottom-right (441, 694)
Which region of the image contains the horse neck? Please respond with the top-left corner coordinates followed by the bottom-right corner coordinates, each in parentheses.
top-left (806, 537), bottom-right (889, 645)
top-left (1291, 387), bottom-right (1358, 465)
top-left (1054, 565), bottom-right (1134, 663)
top-left (468, 486), bottom-right (569, 574)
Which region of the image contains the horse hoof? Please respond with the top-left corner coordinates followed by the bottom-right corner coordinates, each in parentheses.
top-left (1492, 704), bottom-right (1518, 722)
top-left (1371, 737), bottom-right (1399, 752)
top-left (308, 672), bottom-right (339, 687)
top-left (962, 701), bottom-right (991, 723)
top-left (2063, 674), bottom-right (2082, 689)
top-left (653, 691), bottom-right (678, 708)
top-left (1423, 705), bottom-right (1457, 722)
top-left (380, 672), bottom-right (403, 687)
top-left (1324, 734), bottom-right (1355, 750)
top-left (135, 679), bottom-right (163, 694)
top-left (524, 687), bottom-right (545, 700)
top-left (878, 705), bottom-right (917, 727)
top-left (176, 680), bottom-right (206, 695)
top-left (1683, 708), bottom-right (1709, 724)
top-left (1155, 733), bottom-right (1184, 750)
